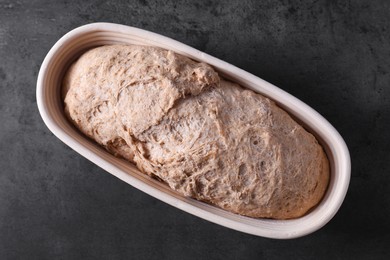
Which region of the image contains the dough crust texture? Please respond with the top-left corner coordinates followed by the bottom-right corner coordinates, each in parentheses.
top-left (64, 45), bottom-right (329, 219)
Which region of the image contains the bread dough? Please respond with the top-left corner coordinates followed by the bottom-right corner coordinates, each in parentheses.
top-left (64, 45), bottom-right (329, 219)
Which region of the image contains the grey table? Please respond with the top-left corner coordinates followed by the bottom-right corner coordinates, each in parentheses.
top-left (1, 0), bottom-right (389, 259)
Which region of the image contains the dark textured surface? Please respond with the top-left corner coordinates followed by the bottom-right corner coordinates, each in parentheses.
top-left (0, 0), bottom-right (389, 259)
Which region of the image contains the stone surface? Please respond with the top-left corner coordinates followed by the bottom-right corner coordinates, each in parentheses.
top-left (0, 0), bottom-right (389, 259)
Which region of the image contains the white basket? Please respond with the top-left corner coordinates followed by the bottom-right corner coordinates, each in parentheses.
top-left (36, 23), bottom-right (350, 239)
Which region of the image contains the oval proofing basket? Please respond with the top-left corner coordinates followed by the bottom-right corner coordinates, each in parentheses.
top-left (36, 23), bottom-right (351, 239)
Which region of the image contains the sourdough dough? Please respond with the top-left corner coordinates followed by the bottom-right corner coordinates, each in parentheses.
top-left (63, 45), bottom-right (329, 219)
